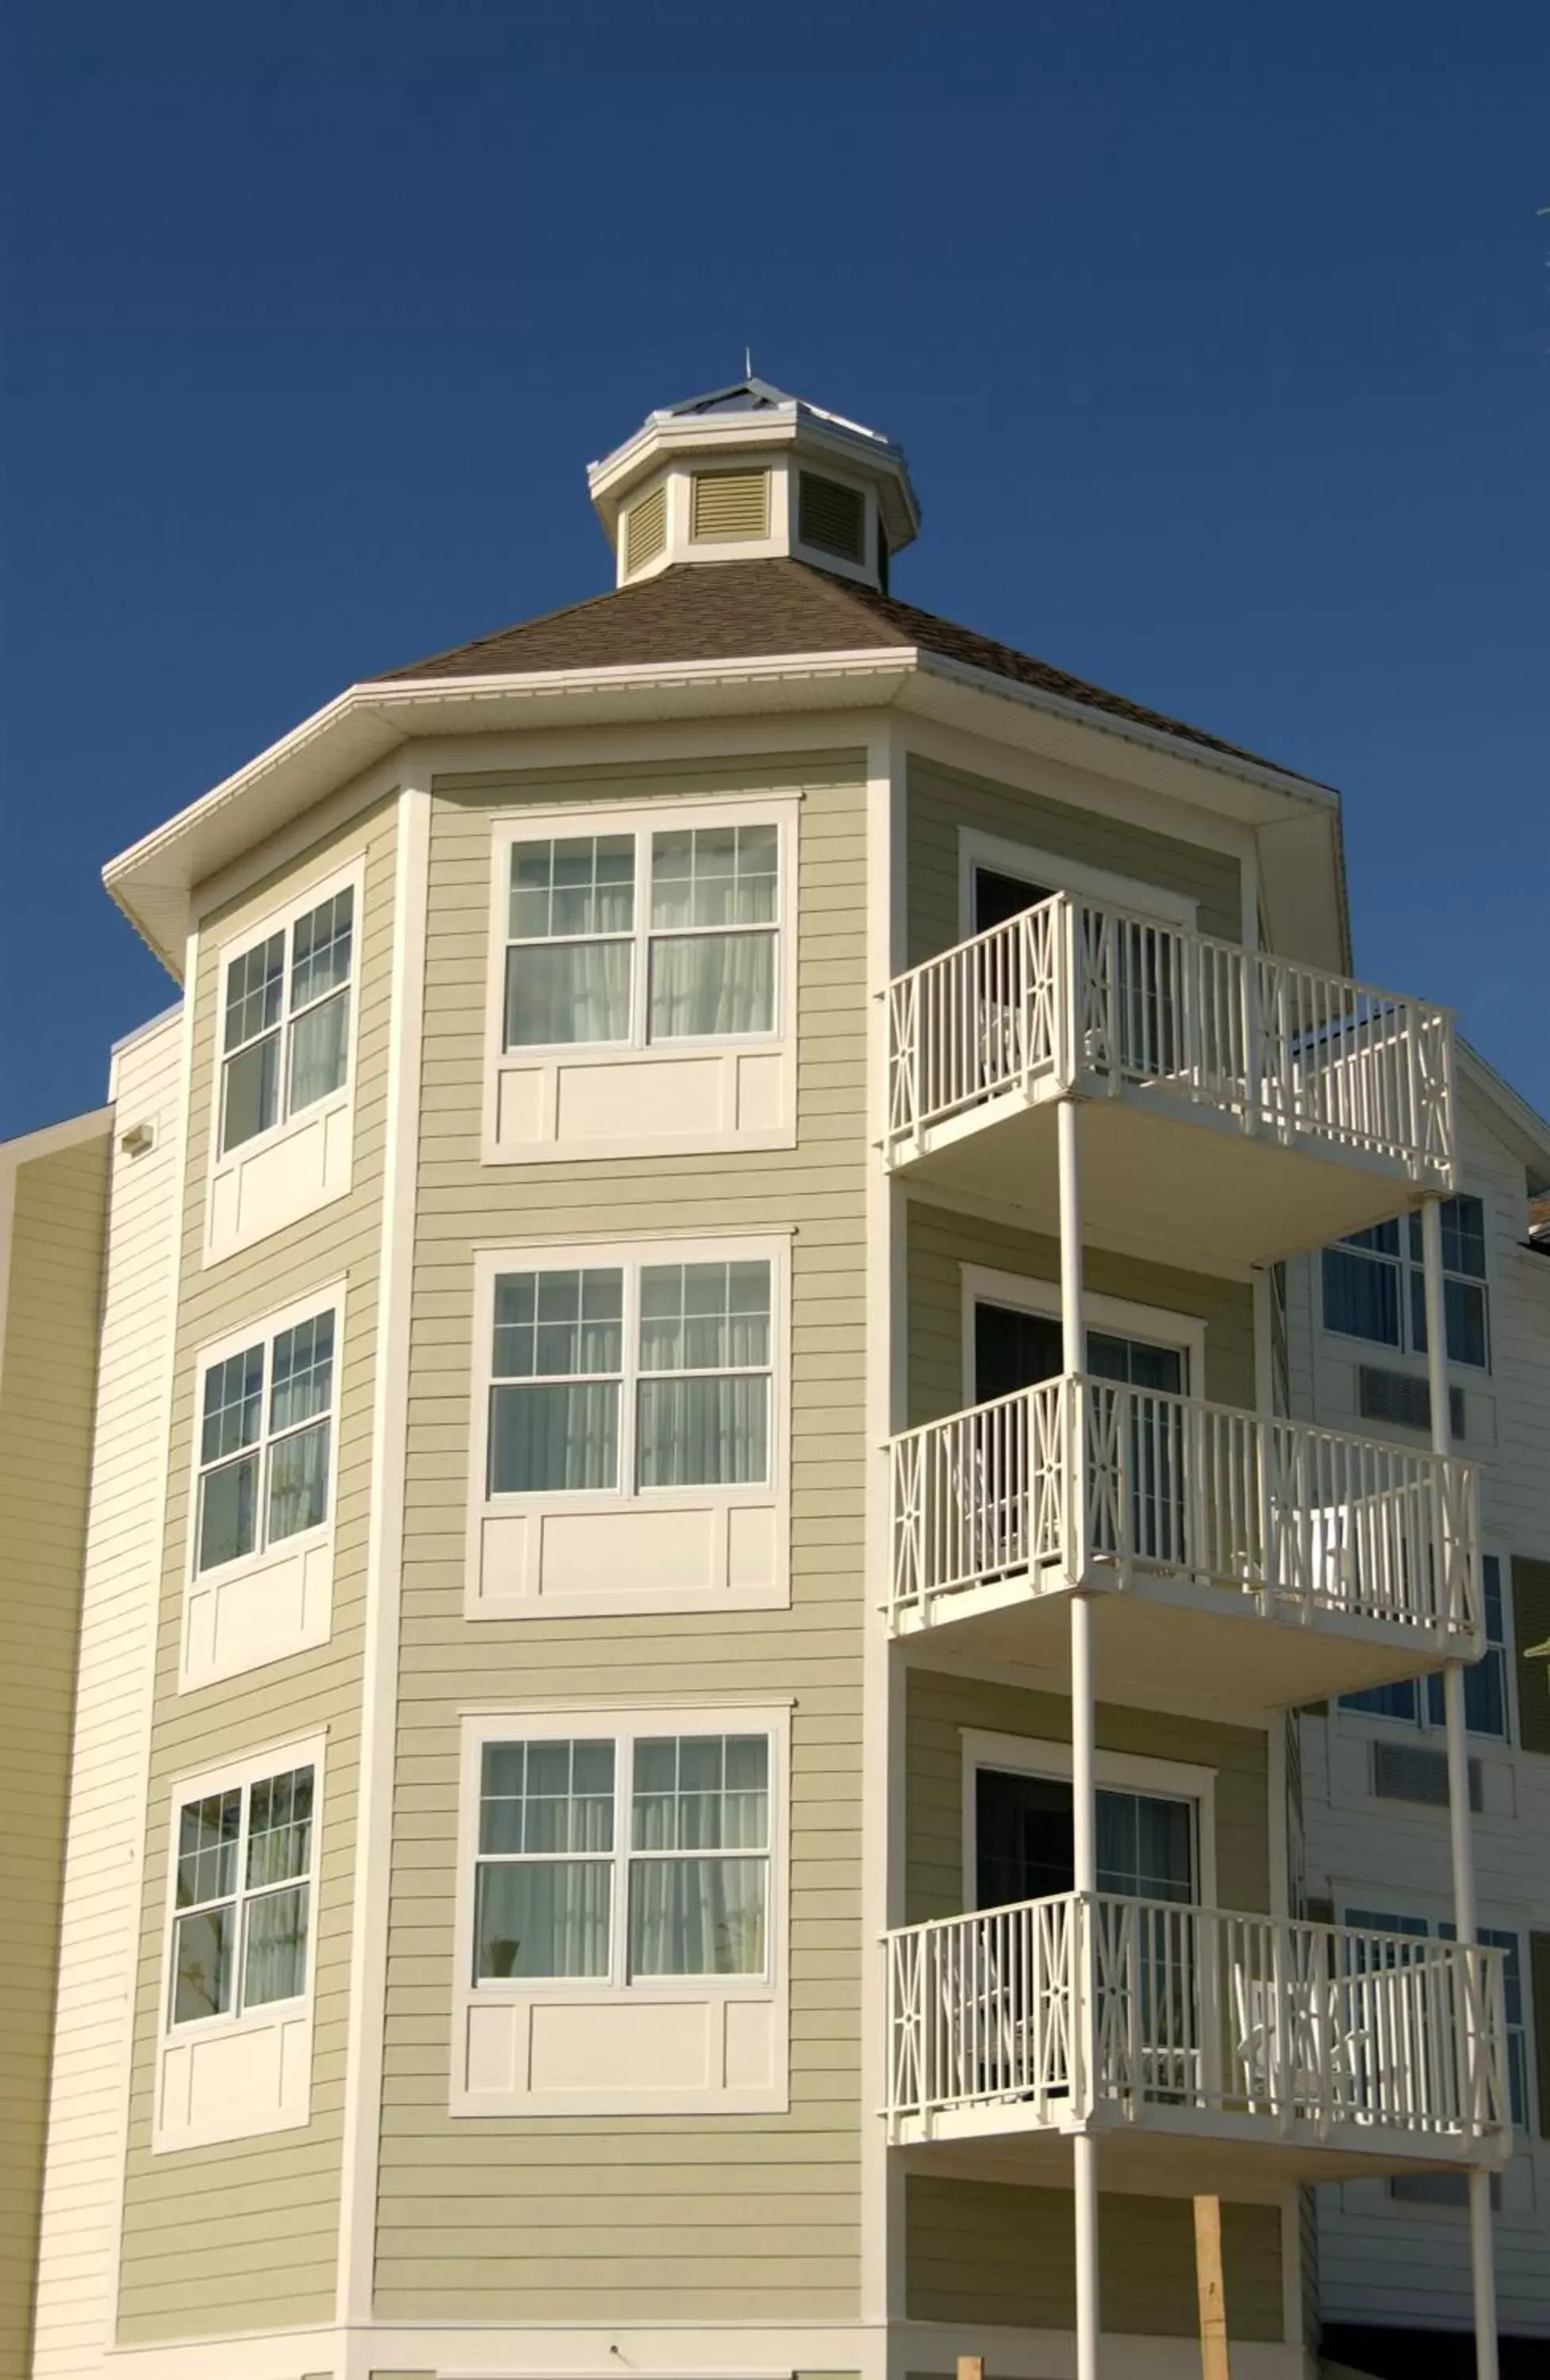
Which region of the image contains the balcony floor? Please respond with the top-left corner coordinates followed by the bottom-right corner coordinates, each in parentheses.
top-left (897, 1567), bottom-right (1464, 1717)
top-left (892, 1077), bottom-right (1436, 1276)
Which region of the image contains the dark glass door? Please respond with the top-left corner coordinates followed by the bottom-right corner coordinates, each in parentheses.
top-left (973, 867), bottom-right (1053, 935)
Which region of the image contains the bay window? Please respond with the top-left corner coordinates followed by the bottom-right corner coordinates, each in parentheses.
top-left (194, 1301), bottom-right (339, 1576)
top-left (220, 883), bottom-right (355, 1155)
top-left (1322, 1195), bottom-right (1490, 1370)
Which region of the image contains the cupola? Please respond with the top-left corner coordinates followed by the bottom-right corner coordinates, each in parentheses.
top-left (587, 376), bottom-right (920, 593)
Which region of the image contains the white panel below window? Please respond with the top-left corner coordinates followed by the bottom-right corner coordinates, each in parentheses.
top-left (206, 1096), bottom-right (351, 1261)
top-left (182, 1534), bottom-right (332, 1691)
top-left (474, 1499), bottom-right (781, 1618)
top-left (490, 1044), bottom-right (793, 1163)
top-left (155, 2008), bottom-right (312, 2152)
top-left (455, 1990), bottom-right (781, 2115)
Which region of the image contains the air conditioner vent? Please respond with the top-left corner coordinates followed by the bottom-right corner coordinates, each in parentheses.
top-left (1357, 1365), bottom-right (1465, 1441)
top-left (1372, 1739), bottom-right (1482, 1811)
top-left (798, 470), bottom-right (866, 563)
top-left (623, 484), bottom-right (667, 574)
top-left (690, 470), bottom-right (769, 542)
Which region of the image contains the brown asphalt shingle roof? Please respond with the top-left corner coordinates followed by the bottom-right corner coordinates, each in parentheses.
top-left (370, 559), bottom-right (1310, 781)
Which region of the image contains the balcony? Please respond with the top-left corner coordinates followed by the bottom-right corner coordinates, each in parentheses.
top-left (886, 896), bottom-right (1456, 1268)
top-left (889, 1375), bottom-right (1481, 1709)
top-left (886, 1894), bottom-right (1510, 2191)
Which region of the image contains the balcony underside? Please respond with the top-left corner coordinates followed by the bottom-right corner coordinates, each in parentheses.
top-left (892, 1077), bottom-right (1435, 1275)
top-left (897, 1566), bottom-right (1464, 1714)
top-left (893, 2098), bottom-right (1503, 2194)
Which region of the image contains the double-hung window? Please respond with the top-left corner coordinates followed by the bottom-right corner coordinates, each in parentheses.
top-left (220, 885), bottom-right (355, 1155)
top-left (503, 820), bottom-right (780, 1051)
top-left (1322, 1195), bottom-right (1490, 1369)
top-left (170, 1761), bottom-right (316, 2027)
top-left (1341, 1554), bottom-right (1509, 1738)
top-left (488, 1255), bottom-right (772, 1496)
top-left (195, 1302), bottom-right (338, 1576)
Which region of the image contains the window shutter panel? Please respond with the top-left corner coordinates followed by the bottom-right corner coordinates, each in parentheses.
top-left (689, 470), bottom-right (769, 541)
top-left (623, 485), bottom-right (667, 573)
top-left (1511, 1556), bottom-right (1550, 1756)
top-left (797, 471), bottom-right (866, 562)
top-left (1532, 1933), bottom-right (1550, 2138)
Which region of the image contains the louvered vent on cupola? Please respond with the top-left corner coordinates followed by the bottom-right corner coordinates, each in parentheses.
top-left (623, 483), bottom-right (667, 574)
top-left (798, 470), bottom-right (866, 563)
top-left (690, 469), bottom-right (770, 542)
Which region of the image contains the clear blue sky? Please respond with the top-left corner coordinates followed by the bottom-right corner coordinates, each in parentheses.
top-left (3, 0), bottom-right (1546, 1138)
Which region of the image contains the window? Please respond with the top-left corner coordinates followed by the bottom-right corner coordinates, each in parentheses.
top-left (1322, 1196), bottom-right (1490, 1370)
top-left (503, 820), bottom-right (780, 1053)
top-left (1341, 1555), bottom-right (1508, 1739)
top-left (1345, 1906), bottom-right (1527, 2129)
top-left (471, 1727), bottom-right (773, 1987)
top-left (220, 885), bottom-right (355, 1156)
top-left (194, 1303), bottom-right (338, 1575)
top-left (975, 1768), bottom-right (1195, 1909)
top-left (488, 1256), bottom-right (771, 1497)
top-left (169, 1763), bottom-right (315, 2027)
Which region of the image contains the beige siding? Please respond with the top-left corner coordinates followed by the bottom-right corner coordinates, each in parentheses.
top-left (32, 1015), bottom-right (184, 2380)
top-left (906, 754), bottom-right (1244, 969)
top-left (907, 1196), bottom-right (1257, 1426)
top-left (376, 750), bottom-right (869, 2323)
top-left (116, 795), bottom-right (398, 2345)
top-left (0, 1127), bottom-right (110, 2380)
top-left (905, 2175), bottom-right (1283, 2339)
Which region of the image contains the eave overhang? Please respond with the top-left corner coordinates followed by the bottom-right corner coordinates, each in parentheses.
top-left (105, 647), bottom-right (1344, 980)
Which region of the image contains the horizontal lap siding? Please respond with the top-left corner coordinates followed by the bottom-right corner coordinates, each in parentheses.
top-left (907, 1198), bottom-right (1256, 1426)
top-left (116, 797), bottom-right (398, 2345)
top-left (0, 1130), bottom-right (111, 2380)
top-left (378, 753), bottom-right (869, 2323)
top-left (906, 755), bottom-right (1244, 969)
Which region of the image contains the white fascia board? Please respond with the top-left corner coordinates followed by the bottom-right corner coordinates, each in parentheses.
top-left (1458, 1040), bottom-right (1550, 1192)
top-left (0, 1104), bottom-right (114, 1173)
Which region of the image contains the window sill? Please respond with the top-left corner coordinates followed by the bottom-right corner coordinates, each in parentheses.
top-left (205, 1091), bottom-right (353, 1263)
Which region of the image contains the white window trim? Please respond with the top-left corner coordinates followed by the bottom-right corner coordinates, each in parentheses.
top-left (957, 826), bottom-right (1199, 942)
top-left (179, 1281), bottom-right (346, 1690)
top-left (961, 1727), bottom-right (1220, 1912)
top-left (452, 1704), bottom-right (791, 2116)
top-left (481, 793), bottom-right (799, 1165)
top-left (152, 1731), bottom-right (326, 2154)
top-left (1335, 1538), bottom-right (1514, 1746)
top-left (203, 858), bottom-right (365, 1261)
top-left (1319, 1190), bottom-right (1493, 1376)
top-left (466, 1233), bottom-right (791, 1620)
top-left (960, 1261), bottom-right (1207, 1403)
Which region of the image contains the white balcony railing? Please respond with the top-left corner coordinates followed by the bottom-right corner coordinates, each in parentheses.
top-left (889, 1373), bottom-right (1480, 1640)
top-left (886, 895), bottom-right (1455, 1181)
top-left (887, 1894), bottom-right (1509, 2151)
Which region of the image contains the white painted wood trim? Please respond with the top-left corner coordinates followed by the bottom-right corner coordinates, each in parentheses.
top-left (959, 1726), bottom-right (1221, 1910)
top-left (956, 822), bottom-right (1199, 939)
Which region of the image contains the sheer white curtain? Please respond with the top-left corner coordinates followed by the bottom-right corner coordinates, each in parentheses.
top-left (627, 1736), bottom-right (768, 1977)
top-left (636, 1261), bottom-right (770, 1487)
top-left (647, 931), bottom-right (773, 1039)
top-left (505, 834), bottom-right (635, 1047)
top-left (474, 1741), bottom-right (616, 1979)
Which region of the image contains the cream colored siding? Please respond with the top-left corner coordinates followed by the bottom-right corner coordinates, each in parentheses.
top-left (907, 1196), bottom-right (1257, 1425)
top-left (905, 2176), bottom-right (1283, 2340)
top-left (115, 795), bottom-right (397, 2346)
top-left (376, 750), bottom-right (869, 2321)
top-left (0, 1125), bottom-right (110, 2380)
top-left (31, 1018), bottom-right (182, 2380)
top-left (906, 754), bottom-right (1243, 967)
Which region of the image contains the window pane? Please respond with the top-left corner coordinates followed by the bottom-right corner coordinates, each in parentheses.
top-left (1341, 1679), bottom-right (1419, 1721)
top-left (489, 1382), bottom-right (619, 1492)
top-left (505, 940), bottom-right (631, 1047)
top-left (243, 1885), bottom-right (309, 2006)
top-left (1445, 1278), bottom-right (1488, 1368)
top-left (267, 1420), bottom-right (330, 1540)
top-left (1322, 1246), bottom-right (1400, 1345)
top-left (290, 889), bottom-right (354, 1011)
top-left (1483, 1555), bottom-right (1502, 1645)
top-left (631, 1735), bottom-right (768, 1851)
top-left (221, 1033), bottom-right (281, 1152)
top-left (1441, 1195), bottom-right (1487, 1280)
top-left (479, 1739), bottom-right (616, 1855)
top-left (173, 1905), bottom-right (235, 2023)
top-left (247, 1767), bottom-right (314, 1887)
top-left (270, 1312), bottom-right (335, 1432)
top-left (224, 933), bottom-right (285, 1052)
top-left (1343, 1220), bottom-right (1402, 1257)
top-left (493, 1269), bottom-right (623, 1380)
top-left (639, 1260), bottom-right (769, 1372)
top-left (647, 931), bottom-right (773, 1039)
top-left (509, 835), bottom-right (635, 941)
top-left (628, 1855), bottom-right (766, 1975)
top-left (176, 1789), bottom-right (240, 1907)
top-left (637, 1376), bottom-right (768, 1487)
top-left (288, 986), bottom-right (350, 1111)
top-left (650, 823), bottom-right (778, 930)
top-left (1464, 1647), bottom-right (1506, 1738)
top-left (474, 1859), bottom-right (612, 1979)
top-left (198, 1453), bottom-right (259, 1571)
top-left (202, 1345), bottom-right (265, 1464)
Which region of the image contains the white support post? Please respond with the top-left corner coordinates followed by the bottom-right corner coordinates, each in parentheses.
top-left (1061, 1093), bottom-right (1100, 2379)
top-left (1425, 1198), bottom-right (1498, 2380)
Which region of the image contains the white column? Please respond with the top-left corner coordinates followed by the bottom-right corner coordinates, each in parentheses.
top-left (1424, 1198), bottom-right (1498, 2380)
top-left (1061, 1096), bottom-right (1100, 2378)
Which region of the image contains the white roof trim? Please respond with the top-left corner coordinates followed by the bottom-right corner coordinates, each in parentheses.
top-left (1458, 1040), bottom-right (1550, 1191)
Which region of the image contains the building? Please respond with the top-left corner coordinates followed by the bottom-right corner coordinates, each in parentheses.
top-left (9, 378), bottom-right (1529, 2379)
top-left (1285, 1048), bottom-right (1550, 2378)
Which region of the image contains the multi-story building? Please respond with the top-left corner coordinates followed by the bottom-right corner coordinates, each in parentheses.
top-left (1285, 1051), bottom-right (1550, 2378)
top-left (9, 378), bottom-right (1529, 2380)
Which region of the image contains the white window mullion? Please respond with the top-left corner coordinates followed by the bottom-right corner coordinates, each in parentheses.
top-left (612, 1733), bottom-right (632, 1991)
top-left (620, 1267), bottom-right (641, 1495)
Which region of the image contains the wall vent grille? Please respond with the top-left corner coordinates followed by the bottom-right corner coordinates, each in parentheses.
top-left (1372, 1739), bottom-right (1482, 1811)
top-left (797, 471), bottom-right (865, 563)
top-left (623, 484), bottom-right (667, 574)
top-left (1357, 1364), bottom-right (1465, 1441)
top-left (689, 470), bottom-right (769, 543)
